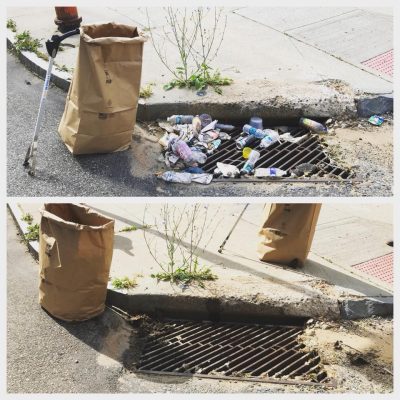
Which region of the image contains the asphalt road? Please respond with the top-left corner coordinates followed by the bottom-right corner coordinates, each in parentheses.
top-left (6, 211), bottom-right (301, 394)
top-left (7, 51), bottom-right (392, 197)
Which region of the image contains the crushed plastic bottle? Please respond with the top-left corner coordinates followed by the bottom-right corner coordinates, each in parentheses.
top-left (190, 149), bottom-right (207, 164)
top-left (159, 171), bottom-right (192, 184)
top-left (167, 115), bottom-right (194, 125)
top-left (159, 171), bottom-right (212, 184)
top-left (172, 140), bottom-right (192, 163)
top-left (299, 118), bottom-right (327, 134)
top-left (207, 139), bottom-right (222, 154)
top-left (279, 132), bottom-right (308, 144)
top-left (241, 150), bottom-right (260, 174)
top-left (259, 130), bottom-right (280, 148)
top-left (254, 167), bottom-right (287, 178)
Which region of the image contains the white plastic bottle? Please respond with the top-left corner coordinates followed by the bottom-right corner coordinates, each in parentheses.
top-left (254, 167), bottom-right (287, 178)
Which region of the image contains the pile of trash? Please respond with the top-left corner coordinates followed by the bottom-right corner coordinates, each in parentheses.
top-left (157, 114), bottom-right (328, 184)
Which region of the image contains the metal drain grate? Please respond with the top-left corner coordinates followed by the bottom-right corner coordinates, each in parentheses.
top-left (362, 50), bottom-right (393, 77)
top-left (202, 127), bottom-right (353, 179)
top-left (137, 320), bottom-right (331, 386)
top-left (352, 253), bottom-right (393, 285)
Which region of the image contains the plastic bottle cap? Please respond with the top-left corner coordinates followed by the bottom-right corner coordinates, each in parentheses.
top-left (242, 147), bottom-right (252, 159)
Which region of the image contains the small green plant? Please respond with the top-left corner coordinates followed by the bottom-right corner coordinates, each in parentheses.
top-left (164, 64), bottom-right (232, 94)
top-left (36, 51), bottom-right (49, 61)
top-left (14, 30), bottom-right (42, 53)
top-left (120, 225), bottom-right (138, 232)
top-left (139, 83), bottom-right (155, 99)
top-left (152, 264), bottom-right (217, 288)
top-left (21, 213), bottom-right (33, 225)
top-left (111, 276), bottom-right (137, 289)
top-left (24, 223), bottom-right (39, 241)
top-left (57, 64), bottom-right (70, 73)
top-left (7, 19), bottom-right (17, 32)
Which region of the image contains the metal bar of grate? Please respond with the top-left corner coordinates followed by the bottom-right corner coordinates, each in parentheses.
top-left (137, 320), bottom-right (332, 386)
top-left (201, 127), bottom-right (353, 180)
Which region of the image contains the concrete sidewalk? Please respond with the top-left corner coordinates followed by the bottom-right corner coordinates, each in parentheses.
top-left (9, 202), bottom-right (393, 321)
top-left (6, 7), bottom-right (393, 120)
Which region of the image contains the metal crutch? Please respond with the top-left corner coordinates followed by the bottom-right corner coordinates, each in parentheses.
top-left (23, 28), bottom-right (80, 176)
top-left (218, 204), bottom-right (249, 253)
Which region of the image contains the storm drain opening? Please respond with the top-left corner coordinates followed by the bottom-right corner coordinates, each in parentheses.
top-left (136, 319), bottom-right (333, 387)
top-left (202, 126), bottom-right (354, 181)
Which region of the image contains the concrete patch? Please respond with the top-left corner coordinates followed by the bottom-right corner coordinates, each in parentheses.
top-left (339, 297), bottom-right (393, 319)
top-left (356, 95), bottom-right (393, 117)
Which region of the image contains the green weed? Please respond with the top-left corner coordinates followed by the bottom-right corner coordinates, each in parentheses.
top-left (14, 30), bottom-right (42, 53)
top-left (120, 225), bottom-right (138, 232)
top-left (21, 213), bottom-right (33, 225)
top-left (112, 276), bottom-right (137, 289)
top-left (7, 19), bottom-right (17, 32)
top-left (24, 223), bottom-right (39, 241)
top-left (163, 64), bottom-right (232, 94)
top-left (152, 264), bottom-right (217, 288)
top-left (139, 83), bottom-right (155, 99)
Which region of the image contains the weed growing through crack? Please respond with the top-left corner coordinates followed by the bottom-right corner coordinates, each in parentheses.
top-left (7, 19), bottom-right (17, 32)
top-left (112, 276), bottom-right (137, 289)
top-left (14, 31), bottom-right (42, 54)
top-left (24, 223), bottom-right (39, 241)
top-left (120, 225), bottom-right (138, 232)
top-left (152, 257), bottom-right (217, 288)
top-left (21, 213), bottom-right (33, 225)
top-left (57, 64), bottom-right (70, 73)
top-left (139, 83), bottom-right (155, 99)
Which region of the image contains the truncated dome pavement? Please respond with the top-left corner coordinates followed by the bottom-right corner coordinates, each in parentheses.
top-left (136, 320), bottom-right (332, 386)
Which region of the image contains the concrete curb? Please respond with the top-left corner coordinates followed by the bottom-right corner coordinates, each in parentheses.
top-left (8, 203), bottom-right (393, 321)
top-left (7, 31), bottom-right (72, 92)
top-left (7, 29), bottom-right (370, 122)
top-left (8, 203), bottom-right (39, 260)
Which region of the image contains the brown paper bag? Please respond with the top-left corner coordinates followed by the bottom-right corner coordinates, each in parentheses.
top-left (58, 23), bottom-right (146, 154)
top-left (39, 203), bottom-right (115, 321)
top-left (258, 203), bottom-right (321, 267)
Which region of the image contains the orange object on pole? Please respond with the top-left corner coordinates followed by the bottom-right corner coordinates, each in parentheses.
top-left (54, 7), bottom-right (82, 33)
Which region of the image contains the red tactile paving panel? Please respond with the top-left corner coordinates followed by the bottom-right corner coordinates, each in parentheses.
top-left (362, 50), bottom-right (393, 77)
top-left (352, 253), bottom-right (393, 285)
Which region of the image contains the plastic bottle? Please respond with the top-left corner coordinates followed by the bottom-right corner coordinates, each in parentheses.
top-left (215, 123), bottom-right (235, 131)
top-left (242, 124), bottom-right (267, 139)
top-left (299, 118), bottom-right (327, 134)
top-left (167, 115), bottom-right (194, 125)
top-left (254, 167), bottom-right (287, 178)
top-left (190, 149), bottom-right (207, 164)
top-left (259, 130), bottom-right (280, 149)
top-left (159, 171), bottom-right (192, 184)
top-left (172, 140), bottom-right (192, 162)
top-left (236, 134), bottom-right (258, 150)
top-left (241, 150), bottom-right (260, 174)
top-left (207, 139), bottom-right (222, 155)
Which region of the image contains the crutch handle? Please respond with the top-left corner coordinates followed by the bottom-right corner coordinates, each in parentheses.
top-left (46, 28), bottom-right (80, 57)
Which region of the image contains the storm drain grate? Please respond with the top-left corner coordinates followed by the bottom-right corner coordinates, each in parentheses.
top-left (202, 127), bottom-right (353, 180)
top-left (361, 50), bottom-right (393, 77)
top-left (352, 253), bottom-right (393, 285)
top-left (137, 320), bottom-right (331, 386)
